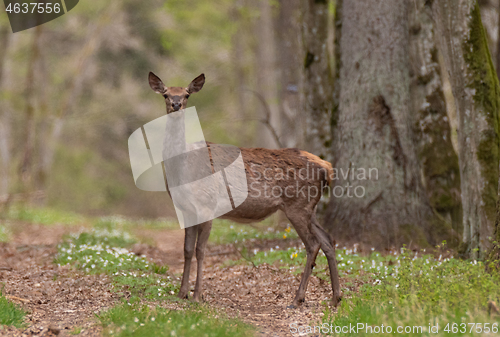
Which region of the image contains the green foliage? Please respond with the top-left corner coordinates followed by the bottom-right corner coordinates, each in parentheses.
top-left (98, 302), bottom-right (255, 337)
top-left (326, 246), bottom-right (500, 336)
top-left (0, 291), bottom-right (26, 328)
top-left (209, 219), bottom-right (298, 245)
top-left (48, 147), bottom-right (128, 214)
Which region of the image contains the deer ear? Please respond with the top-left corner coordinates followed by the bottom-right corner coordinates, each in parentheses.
top-left (149, 72), bottom-right (166, 94)
top-left (187, 74), bottom-right (205, 94)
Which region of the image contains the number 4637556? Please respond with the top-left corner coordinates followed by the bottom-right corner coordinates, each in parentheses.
top-left (444, 322), bottom-right (498, 334)
top-left (5, 2), bottom-right (61, 14)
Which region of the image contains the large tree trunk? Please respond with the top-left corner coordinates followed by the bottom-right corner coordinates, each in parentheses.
top-left (433, 0), bottom-right (500, 259)
top-left (302, 0), bottom-right (334, 160)
top-left (409, 0), bottom-right (462, 242)
top-left (276, 0), bottom-right (303, 149)
top-left (0, 23), bottom-right (11, 199)
top-left (434, 0), bottom-right (500, 259)
top-left (325, 0), bottom-right (443, 248)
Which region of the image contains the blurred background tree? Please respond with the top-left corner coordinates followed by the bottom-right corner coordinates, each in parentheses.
top-left (2, 0), bottom-right (500, 258)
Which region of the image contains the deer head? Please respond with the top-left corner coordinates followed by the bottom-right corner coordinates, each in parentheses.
top-left (148, 72), bottom-right (205, 114)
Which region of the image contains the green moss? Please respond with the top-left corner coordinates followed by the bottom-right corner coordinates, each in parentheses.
top-left (463, 3), bottom-right (500, 224)
top-left (398, 224), bottom-right (429, 247)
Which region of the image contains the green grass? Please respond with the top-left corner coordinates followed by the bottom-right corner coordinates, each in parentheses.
top-left (55, 228), bottom-right (176, 300)
top-left (0, 223), bottom-right (10, 242)
top-left (0, 291), bottom-right (26, 328)
top-left (6, 205), bottom-right (86, 226)
top-left (324, 245), bottom-right (500, 336)
top-left (94, 215), bottom-right (179, 231)
top-left (57, 225), bottom-right (254, 336)
top-left (230, 245), bottom-right (398, 286)
top-left (98, 302), bottom-right (255, 337)
top-left (209, 219), bottom-right (299, 245)
top-left (69, 326), bottom-right (83, 335)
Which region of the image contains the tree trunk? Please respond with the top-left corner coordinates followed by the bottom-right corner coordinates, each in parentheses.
top-left (332, 0), bottom-right (342, 144)
top-left (230, 0), bottom-right (249, 120)
top-left (276, 0), bottom-right (303, 148)
top-left (19, 26), bottom-right (42, 192)
top-left (0, 23), bottom-right (11, 198)
top-left (302, 0), bottom-right (334, 160)
top-left (36, 6), bottom-right (114, 192)
top-left (325, 0), bottom-right (444, 248)
top-left (497, 0), bottom-right (500, 80)
top-left (433, 0), bottom-right (500, 259)
top-left (254, 0), bottom-right (280, 148)
top-left (409, 0), bottom-right (462, 243)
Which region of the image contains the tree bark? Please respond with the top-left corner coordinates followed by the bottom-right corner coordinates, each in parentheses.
top-left (0, 23), bottom-right (11, 198)
top-left (302, 0), bottom-right (334, 160)
top-left (325, 0), bottom-right (443, 248)
top-left (276, 0), bottom-right (303, 148)
top-left (230, 0), bottom-right (249, 120)
top-left (19, 26), bottom-right (43, 192)
top-left (409, 0), bottom-right (462, 241)
top-left (433, 0), bottom-right (500, 259)
top-left (254, 0), bottom-right (280, 148)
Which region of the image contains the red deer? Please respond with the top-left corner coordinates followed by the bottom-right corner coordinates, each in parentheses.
top-left (148, 72), bottom-right (341, 308)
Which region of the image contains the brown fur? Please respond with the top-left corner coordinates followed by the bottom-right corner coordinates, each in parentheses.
top-left (149, 72), bottom-right (341, 308)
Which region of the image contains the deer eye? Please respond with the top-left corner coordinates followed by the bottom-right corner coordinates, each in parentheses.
top-left (163, 94), bottom-right (168, 99)
top-left (185, 94), bottom-right (190, 99)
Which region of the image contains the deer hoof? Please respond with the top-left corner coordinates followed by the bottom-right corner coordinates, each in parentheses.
top-left (286, 304), bottom-right (297, 310)
top-left (178, 292), bottom-right (189, 300)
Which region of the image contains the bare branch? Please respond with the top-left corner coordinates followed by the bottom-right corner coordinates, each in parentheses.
top-left (245, 89), bottom-right (284, 148)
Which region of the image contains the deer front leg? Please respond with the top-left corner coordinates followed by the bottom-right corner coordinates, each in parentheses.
top-left (193, 221), bottom-right (212, 302)
top-left (179, 226), bottom-right (198, 299)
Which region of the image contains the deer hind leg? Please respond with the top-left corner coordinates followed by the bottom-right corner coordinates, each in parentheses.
top-left (311, 214), bottom-right (342, 306)
top-left (286, 211), bottom-right (321, 308)
top-left (193, 220), bottom-right (212, 302)
top-left (179, 225), bottom-right (198, 299)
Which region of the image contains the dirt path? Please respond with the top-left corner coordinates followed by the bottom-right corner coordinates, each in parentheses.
top-left (141, 229), bottom-right (335, 337)
top-left (1, 224), bottom-right (336, 336)
top-left (0, 224), bottom-right (118, 337)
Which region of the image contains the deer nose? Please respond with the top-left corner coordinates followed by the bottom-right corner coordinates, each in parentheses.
top-left (172, 103), bottom-right (181, 111)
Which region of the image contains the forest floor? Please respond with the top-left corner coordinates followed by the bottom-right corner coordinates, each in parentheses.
top-left (0, 219), bottom-right (337, 337)
top-left (3, 210), bottom-right (499, 337)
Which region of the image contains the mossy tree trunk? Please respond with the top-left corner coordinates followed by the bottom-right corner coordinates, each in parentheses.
top-left (409, 0), bottom-right (462, 242)
top-left (302, 0), bottom-right (334, 160)
top-left (324, 0), bottom-right (445, 248)
top-left (433, 0), bottom-right (500, 259)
